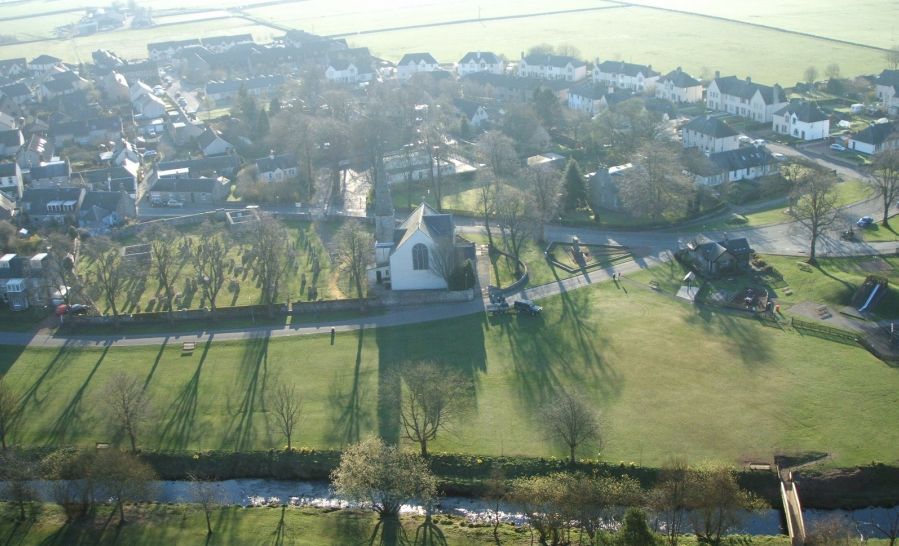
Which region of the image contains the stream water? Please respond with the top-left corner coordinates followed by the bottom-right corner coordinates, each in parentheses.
top-left (4, 479), bottom-right (897, 538)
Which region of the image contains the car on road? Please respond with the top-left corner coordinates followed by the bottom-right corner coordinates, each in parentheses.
top-left (772, 152), bottom-right (786, 161)
top-left (514, 299), bottom-right (543, 315)
top-left (856, 216), bottom-right (874, 228)
top-left (142, 150), bottom-right (157, 159)
top-left (752, 139), bottom-right (767, 146)
top-left (68, 304), bottom-right (91, 315)
top-left (167, 199), bottom-right (184, 208)
top-left (830, 143), bottom-right (846, 152)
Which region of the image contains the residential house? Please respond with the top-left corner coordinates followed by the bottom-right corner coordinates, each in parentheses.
top-left (452, 98), bottom-right (489, 128)
top-left (157, 154), bottom-right (241, 177)
top-left (567, 83), bottom-right (635, 115)
top-left (382, 149), bottom-right (456, 185)
top-left (325, 48), bottom-right (375, 84)
top-left (772, 100), bottom-right (830, 141)
top-left (706, 73), bottom-right (787, 123)
top-left (197, 127), bottom-right (233, 156)
top-left (147, 39), bottom-right (201, 61)
top-left (109, 139), bottom-right (141, 166)
top-left (0, 128), bottom-right (24, 157)
top-left (593, 60), bottom-right (660, 92)
top-left (149, 176), bottom-right (230, 204)
top-left (201, 34), bottom-right (254, 54)
top-left (588, 163), bottom-right (633, 210)
top-left (255, 152), bottom-right (298, 182)
top-left (847, 122), bottom-right (899, 155)
top-left (655, 67), bottom-right (703, 103)
top-left (17, 135), bottom-right (53, 169)
top-left (129, 80), bottom-right (154, 103)
top-left (19, 186), bottom-right (85, 224)
top-left (0, 190), bottom-right (14, 219)
top-left (0, 111), bottom-right (16, 131)
top-left (29, 54), bottom-right (63, 74)
top-left (397, 53), bottom-right (440, 80)
top-left (0, 83), bottom-right (33, 107)
top-left (75, 163), bottom-right (139, 194)
top-left (681, 116), bottom-right (739, 153)
top-left (79, 190), bottom-right (135, 232)
top-left (370, 202), bottom-right (474, 290)
top-left (102, 71), bottom-right (131, 102)
top-left (0, 162), bottom-right (23, 198)
top-left (28, 160), bottom-right (71, 188)
top-left (38, 78), bottom-right (79, 101)
top-left (0, 253), bottom-right (29, 310)
top-left (133, 92), bottom-right (167, 119)
top-left (116, 60), bottom-right (159, 84)
top-left (0, 58), bottom-right (27, 78)
top-left (49, 116), bottom-right (123, 146)
top-left (694, 146), bottom-right (777, 186)
top-left (462, 72), bottom-right (571, 102)
top-left (518, 53), bottom-right (586, 82)
top-left (205, 75), bottom-right (285, 104)
top-left (457, 51), bottom-right (504, 76)
top-left (682, 237), bottom-right (752, 277)
top-left (874, 69), bottom-right (899, 114)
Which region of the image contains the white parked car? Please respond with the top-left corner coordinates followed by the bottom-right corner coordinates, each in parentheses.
top-left (167, 199), bottom-right (184, 208)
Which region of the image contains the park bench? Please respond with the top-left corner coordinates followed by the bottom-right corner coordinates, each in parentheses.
top-left (648, 280), bottom-right (660, 290)
top-left (182, 341), bottom-right (196, 354)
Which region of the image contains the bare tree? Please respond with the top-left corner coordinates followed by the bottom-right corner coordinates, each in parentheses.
top-left (102, 371), bottom-right (153, 452)
top-left (189, 473), bottom-right (224, 536)
top-left (429, 236), bottom-right (460, 287)
top-left (145, 225), bottom-right (183, 321)
top-left (825, 63), bottom-right (841, 81)
top-left (269, 383), bottom-right (303, 450)
top-left (618, 141), bottom-right (693, 221)
top-left (807, 515), bottom-right (860, 546)
top-left (650, 457), bottom-right (691, 546)
top-left (44, 232), bottom-right (79, 306)
top-left (94, 449), bottom-right (156, 525)
top-left (496, 191), bottom-right (535, 277)
top-left (0, 379), bottom-right (18, 450)
top-left (868, 149), bottom-right (899, 227)
top-left (539, 391), bottom-right (601, 465)
top-left (790, 163), bottom-right (839, 264)
top-left (687, 466), bottom-right (763, 546)
top-left (476, 175), bottom-right (498, 248)
top-left (528, 168), bottom-right (562, 242)
top-left (858, 507), bottom-right (899, 546)
top-left (334, 220), bottom-right (373, 299)
top-left (886, 45), bottom-right (899, 70)
top-left (397, 361), bottom-right (468, 457)
top-left (85, 238), bottom-right (128, 324)
top-left (804, 66), bottom-right (819, 85)
top-left (191, 224), bottom-right (230, 315)
top-left (0, 452), bottom-right (38, 521)
top-left (251, 217), bottom-right (291, 315)
top-left (476, 130), bottom-right (519, 179)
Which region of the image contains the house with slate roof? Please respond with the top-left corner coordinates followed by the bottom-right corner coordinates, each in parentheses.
top-left (694, 146), bottom-right (777, 186)
top-left (19, 186), bottom-right (85, 224)
top-left (772, 100), bottom-right (830, 140)
top-left (325, 48), bottom-right (375, 84)
top-left (30, 54), bottom-right (62, 74)
top-left (0, 83), bottom-right (32, 108)
top-left (0, 58), bottom-right (27, 78)
top-left (157, 155), bottom-right (241, 177)
top-left (682, 237), bottom-right (752, 277)
top-left (197, 127), bottom-right (233, 156)
top-left (874, 69), bottom-right (899, 115)
top-left (706, 73), bottom-right (787, 123)
top-left (848, 122), bottom-right (899, 155)
top-left (397, 53), bottom-right (440, 80)
top-left (452, 98), bottom-right (489, 128)
top-left (518, 53), bottom-right (586, 82)
top-left (655, 67), bottom-right (703, 103)
top-left (201, 34), bottom-right (254, 54)
top-left (681, 116), bottom-right (739, 153)
top-left (149, 176), bottom-right (230, 204)
top-left (462, 72), bottom-right (572, 102)
top-left (457, 51), bottom-right (504, 76)
top-left (0, 162), bottom-right (23, 198)
top-left (593, 60), bottom-right (660, 92)
top-left (148, 39), bottom-right (201, 61)
top-left (29, 160), bottom-right (72, 188)
top-left (17, 135), bottom-right (52, 170)
top-left (370, 202), bottom-right (473, 290)
top-left (0, 128), bottom-right (24, 157)
top-left (205, 75), bottom-right (285, 104)
top-left (567, 83), bottom-right (634, 115)
top-left (255, 152), bottom-right (298, 182)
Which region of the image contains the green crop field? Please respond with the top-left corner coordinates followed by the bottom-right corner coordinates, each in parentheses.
top-left (3, 261), bottom-right (898, 467)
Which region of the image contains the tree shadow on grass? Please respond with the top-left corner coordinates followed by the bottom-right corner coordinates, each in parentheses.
top-left (157, 336), bottom-right (213, 450)
top-left (375, 315), bottom-right (486, 445)
top-left (14, 340), bottom-right (79, 417)
top-left (686, 302), bottom-right (774, 368)
top-left (142, 336), bottom-right (170, 391)
top-left (225, 332), bottom-right (271, 451)
top-left (45, 341), bottom-right (112, 446)
top-left (327, 326), bottom-right (372, 446)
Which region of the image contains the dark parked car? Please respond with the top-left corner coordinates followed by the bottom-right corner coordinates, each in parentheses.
top-left (68, 304), bottom-right (91, 315)
top-left (514, 299), bottom-right (543, 315)
top-left (856, 216), bottom-right (874, 228)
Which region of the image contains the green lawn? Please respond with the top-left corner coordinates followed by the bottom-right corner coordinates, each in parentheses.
top-left (0, 504), bottom-right (533, 546)
top-left (465, 233), bottom-right (559, 288)
top-left (860, 215), bottom-right (899, 242)
top-left (3, 263), bottom-right (898, 467)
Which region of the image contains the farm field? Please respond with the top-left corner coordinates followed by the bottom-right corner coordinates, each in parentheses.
top-left (3, 262), bottom-right (898, 467)
top-left (2, 12), bottom-right (85, 40)
top-left (0, 18), bottom-right (279, 63)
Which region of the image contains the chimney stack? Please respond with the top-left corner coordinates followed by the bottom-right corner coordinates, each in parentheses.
top-left (714, 70), bottom-right (720, 79)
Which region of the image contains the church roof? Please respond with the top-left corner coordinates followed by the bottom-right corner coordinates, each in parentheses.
top-left (395, 202), bottom-right (454, 247)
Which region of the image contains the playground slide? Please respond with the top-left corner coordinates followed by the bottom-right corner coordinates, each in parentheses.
top-left (859, 283), bottom-right (882, 312)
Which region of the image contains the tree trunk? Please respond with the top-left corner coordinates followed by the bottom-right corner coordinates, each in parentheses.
top-left (18, 500), bottom-right (25, 521)
top-left (808, 231), bottom-right (818, 265)
top-left (118, 500), bottom-right (126, 525)
top-left (286, 432), bottom-right (292, 451)
top-left (884, 201), bottom-right (892, 227)
top-left (205, 509), bottom-right (213, 535)
top-left (569, 444), bottom-right (576, 465)
top-left (420, 438), bottom-right (428, 458)
top-left (128, 430), bottom-right (137, 453)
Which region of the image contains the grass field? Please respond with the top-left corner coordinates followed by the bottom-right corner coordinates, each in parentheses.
top-left (3, 261), bottom-right (898, 467)
top-left (0, 504), bottom-right (537, 546)
top-left (861, 215), bottom-right (899, 242)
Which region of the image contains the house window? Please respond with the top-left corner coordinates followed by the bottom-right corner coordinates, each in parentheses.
top-left (412, 243), bottom-right (429, 270)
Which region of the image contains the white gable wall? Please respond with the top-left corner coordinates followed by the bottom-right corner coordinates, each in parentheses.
top-left (389, 228), bottom-right (447, 290)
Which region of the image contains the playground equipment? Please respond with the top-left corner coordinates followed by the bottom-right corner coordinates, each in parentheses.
top-left (855, 276), bottom-right (889, 313)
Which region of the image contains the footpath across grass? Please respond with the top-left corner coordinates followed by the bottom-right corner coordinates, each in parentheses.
top-left (3, 264), bottom-right (898, 467)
